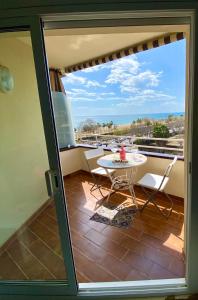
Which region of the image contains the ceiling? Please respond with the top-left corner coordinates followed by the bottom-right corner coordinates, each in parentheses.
top-left (45, 32), bottom-right (167, 69)
top-left (44, 24), bottom-right (188, 69)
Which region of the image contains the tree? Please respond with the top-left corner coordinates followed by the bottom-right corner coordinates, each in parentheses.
top-left (145, 120), bottom-right (152, 126)
top-left (107, 121), bottom-right (113, 128)
top-left (79, 118), bottom-right (98, 132)
top-left (152, 123), bottom-right (170, 153)
top-left (153, 123), bottom-right (170, 138)
top-left (143, 118), bottom-right (152, 126)
top-left (136, 118), bottom-right (142, 124)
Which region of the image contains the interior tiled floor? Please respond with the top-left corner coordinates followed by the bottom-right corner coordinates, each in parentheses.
top-left (0, 171), bottom-right (185, 282)
top-left (0, 201), bottom-right (66, 280)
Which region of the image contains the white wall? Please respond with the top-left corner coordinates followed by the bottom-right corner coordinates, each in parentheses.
top-left (0, 34), bottom-right (49, 246)
top-left (59, 148), bottom-right (83, 176)
top-left (60, 147), bottom-right (184, 198)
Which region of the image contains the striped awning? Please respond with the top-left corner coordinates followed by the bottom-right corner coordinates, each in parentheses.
top-left (49, 68), bottom-right (66, 93)
top-left (64, 32), bottom-right (185, 74)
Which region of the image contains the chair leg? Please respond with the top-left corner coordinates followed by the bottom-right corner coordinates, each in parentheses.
top-left (140, 189), bottom-right (157, 212)
top-left (90, 174), bottom-right (105, 198)
top-left (151, 192), bottom-right (173, 218)
top-left (163, 192), bottom-right (173, 217)
top-left (151, 196), bottom-right (170, 219)
top-left (140, 188), bottom-right (173, 218)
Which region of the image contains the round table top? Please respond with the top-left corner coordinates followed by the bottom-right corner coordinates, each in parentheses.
top-left (97, 153), bottom-right (147, 170)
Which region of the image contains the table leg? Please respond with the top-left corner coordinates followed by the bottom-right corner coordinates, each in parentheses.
top-left (128, 167), bottom-right (138, 208)
top-left (106, 181), bottom-right (115, 203)
top-left (104, 168), bottom-right (116, 203)
top-left (104, 167), bottom-right (138, 207)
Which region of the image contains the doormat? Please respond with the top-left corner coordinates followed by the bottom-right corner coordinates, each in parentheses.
top-left (90, 202), bottom-right (137, 228)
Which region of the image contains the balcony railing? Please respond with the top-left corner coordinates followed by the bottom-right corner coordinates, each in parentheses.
top-left (76, 134), bottom-right (184, 157)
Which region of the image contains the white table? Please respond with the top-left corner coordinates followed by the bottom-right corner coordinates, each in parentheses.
top-left (97, 153), bottom-right (147, 207)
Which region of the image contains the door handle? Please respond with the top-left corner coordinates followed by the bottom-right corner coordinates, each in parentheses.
top-left (45, 170), bottom-right (59, 197)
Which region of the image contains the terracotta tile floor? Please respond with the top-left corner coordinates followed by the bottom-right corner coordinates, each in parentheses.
top-left (65, 171), bottom-right (185, 282)
top-left (0, 171), bottom-right (185, 282)
top-left (0, 202), bottom-right (66, 280)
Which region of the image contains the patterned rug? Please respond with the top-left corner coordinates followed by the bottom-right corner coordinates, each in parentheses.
top-left (90, 202), bottom-right (137, 228)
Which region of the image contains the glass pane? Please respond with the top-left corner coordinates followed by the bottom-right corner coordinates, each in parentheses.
top-left (0, 31), bottom-right (67, 280)
top-left (52, 91), bottom-right (75, 148)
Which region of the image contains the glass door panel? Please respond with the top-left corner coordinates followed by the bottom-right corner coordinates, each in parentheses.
top-left (0, 30), bottom-right (67, 280)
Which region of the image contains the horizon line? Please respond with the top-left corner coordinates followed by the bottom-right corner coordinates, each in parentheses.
top-left (73, 111), bottom-right (184, 117)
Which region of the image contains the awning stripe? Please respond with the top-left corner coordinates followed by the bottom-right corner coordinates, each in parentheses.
top-left (49, 68), bottom-right (66, 93)
top-left (64, 32), bottom-right (185, 74)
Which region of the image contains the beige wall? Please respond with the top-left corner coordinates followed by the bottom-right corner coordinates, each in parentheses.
top-left (135, 156), bottom-right (184, 198)
top-left (0, 34), bottom-right (49, 246)
top-left (60, 147), bottom-right (184, 198)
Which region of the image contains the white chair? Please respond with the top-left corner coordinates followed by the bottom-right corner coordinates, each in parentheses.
top-left (84, 148), bottom-right (115, 197)
top-left (137, 156), bottom-right (177, 218)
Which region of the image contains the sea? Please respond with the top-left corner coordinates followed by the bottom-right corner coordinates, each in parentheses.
top-left (72, 112), bottom-right (184, 128)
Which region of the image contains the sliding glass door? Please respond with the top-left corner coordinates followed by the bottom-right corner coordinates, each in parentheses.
top-left (0, 17), bottom-right (77, 295)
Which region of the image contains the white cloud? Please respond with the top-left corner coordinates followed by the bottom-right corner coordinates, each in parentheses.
top-left (80, 55), bottom-right (140, 81)
top-left (102, 96), bottom-right (123, 101)
top-left (105, 56), bottom-right (162, 94)
top-left (66, 87), bottom-right (122, 103)
top-left (101, 92), bottom-right (115, 96)
top-left (72, 97), bottom-right (98, 102)
top-left (67, 88), bottom-right (96, 97)
top-left (63, 55), bottom-right (161, 95)
top-left (63, 54), bottom-right (179, 114)
top-left (105, 56), bottom-right (140, 84)
top-left (67, 89), bottom-right (123, 102)
top-left (63, 73), bottom-right (86, 85)
top-left (86, 80), bottom-right (106, 88)
top-left (63, 73), bottom-right (105, 89)
top-left (141, 89), bottom-right (156, 95)
top-left (67, 88), bottom-right (98, 101)
top-left (67, 88), bottom-right (85, 94)
top-left (140, 71), bottom-right (161, 87)
top-left (116, 89), bottom-right (176, 108)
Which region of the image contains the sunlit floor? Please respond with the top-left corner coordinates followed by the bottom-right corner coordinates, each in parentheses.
top-left (0, 171), bottom-right (185, 282)
top-left (66, 171), bottom-right (185, 282)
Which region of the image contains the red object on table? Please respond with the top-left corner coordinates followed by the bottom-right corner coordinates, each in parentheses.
top-left (119, 145), bottom-right (126, 160)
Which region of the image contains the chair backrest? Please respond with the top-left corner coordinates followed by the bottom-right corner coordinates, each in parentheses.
top-left (84, 147), bottom-right (104, 160)
top-left (157, 156), bottom-right (177, 191)
top-left (164, 156), bottom-right (177, 178)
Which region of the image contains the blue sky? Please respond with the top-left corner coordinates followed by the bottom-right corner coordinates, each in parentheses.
top-left (62, 39), bottom-right (186, 116)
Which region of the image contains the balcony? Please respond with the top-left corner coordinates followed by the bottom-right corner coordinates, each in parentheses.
top-left (65, 170), bottom-right (184, 282)
top-left (60, 145), bottom-right (185, 281)
top-left (60, 146), bottom-right (184, 198)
